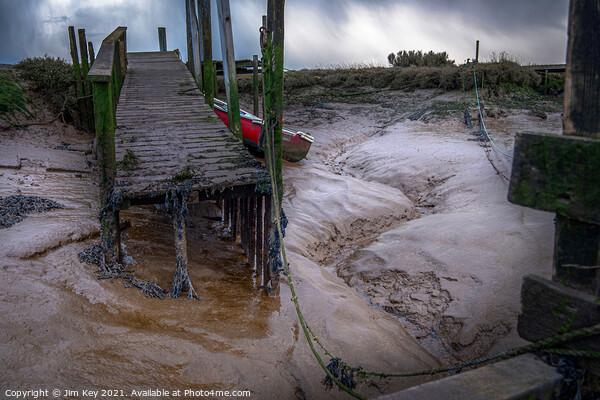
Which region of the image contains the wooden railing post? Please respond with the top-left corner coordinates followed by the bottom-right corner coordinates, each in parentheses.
top-left (217, 0), bottom-right (242, 139)
top-left (158, 27), bottom-right (167, 51)
top-left (88, 26), bottom-right (128, 265)
top-left (190, 0), bottom-right (203, 89)
top-left (200, 0), bottom-right (214, 108)
top-left (253, 54), bottom-right (259, 116)
top-left (185, 0), bottom-right (195, 74)
top-left (68, 26), bottom-right (89, 131)
top-left (88, 42), bottom-right (95, 66)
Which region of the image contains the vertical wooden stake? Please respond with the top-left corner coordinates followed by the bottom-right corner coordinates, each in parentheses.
top-left (190, 0), bottom-right (203, 89)
top-left (231, 198), bottom-right (238, 241)
top-left (263, 194), bottom-right (272, 289)
top-left (555, 0), bottom-right (600, 295)
top-left (256, 196), bottom-right (264, 277)
top-left (68, 26), bottom-right (88, 131)
top-left (253, 54), bottom-right (259, 116)
top-left (88, 42), bottom-right (95, 66)
top-left (213, 61), bottom-right (219, 98)
top-left (78, 29), bottom-right (90, 77)
top-left (249, 197), bottom-right (257, 269)
top-left (185, 0), bottom-right (195, 74)
top-left (475, 40), bottom-right (479, 63)
top-left (200, 0), bottom-right (214, 108)
top-left (158, 27), bottom-right (167, 51)
top-left (92, 80), bottom-right (121, 264)
top-left (240, 197), bottom-right (247, 252)
top-left (216, 0), bottom-right (243, 138)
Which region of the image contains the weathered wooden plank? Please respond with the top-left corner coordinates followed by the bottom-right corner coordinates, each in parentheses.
top-left (508, 132), bottom-right (600, 225)
top-left (518, 274), bottom-right (600, 374)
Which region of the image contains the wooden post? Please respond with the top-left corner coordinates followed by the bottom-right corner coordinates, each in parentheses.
top-left (200, 0), bottom-right (214, 108)
top-left (544, 69), bottom-right (549, 94)
top-left (169, 193), bottom-right (198, 299)
top-left (240, 197), bottom-right (247, 252)
top-left (556, 0), bottom-right (600, 294)
top-left (158, 27), bottom-right (167, 51)
top-left (190, 0), bottom-right (203, 89)
top-left (508, 0), bottom-right (600, 376)
top-left (261, 1), bottom-right (284, 297)
top-left (253, 54), bottom-right (259, 116)
top-left (231, 198), bottom-right (238, 241)
top-left (68, 26), bottom-right (88, 130)
top-left (263, 194), bottom-right (272, 289)
top-left (92, 80), bottom-right (121, 264)
top-left (213, 61), bottom-right (219, 97)
top-left (185, 0), bottom-right (195, 74)
top-left (78, 29), bottom-right (95, 132)
top-left (249, 196), bottom-right (257, 269)
top-left (78, 29), bottom-right (90, 77)
top-left (256, 196), bottom-right (264, 277)
top-left (216, 0), bottom-right (243, 138)
top-left (475, 40), bottom-right (479, 63)
top-left (88, 42), bottom-right (95, 66)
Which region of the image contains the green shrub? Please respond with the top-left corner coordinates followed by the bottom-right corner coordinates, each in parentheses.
top-left (0, 70), bottom-right (34, 125)
top-left (388, 50), bottom-right (455, 67)
top-left (16, 56), bottom-right (78, 122)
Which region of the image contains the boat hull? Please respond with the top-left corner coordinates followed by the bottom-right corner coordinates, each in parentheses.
top-left (213, 105), bottom-right (312, 162)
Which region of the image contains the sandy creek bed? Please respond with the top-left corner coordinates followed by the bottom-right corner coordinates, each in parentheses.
top-left (1, 89), bottom-right (561, 398)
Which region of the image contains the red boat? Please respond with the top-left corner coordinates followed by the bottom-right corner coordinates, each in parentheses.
top-left (213, 98), bottom-right (314, 162)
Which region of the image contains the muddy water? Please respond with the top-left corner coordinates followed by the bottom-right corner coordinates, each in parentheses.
top-left (1, 115), bottom-right (439, 399)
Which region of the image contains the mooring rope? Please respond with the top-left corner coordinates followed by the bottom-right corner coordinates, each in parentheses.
top-left (261, 67), bottom-right (600, 400)
top-left (472, 68), bottom-right (513, 159)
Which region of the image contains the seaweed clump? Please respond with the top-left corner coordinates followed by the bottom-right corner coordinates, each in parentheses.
top-left (0, 195), bottom-right (64, 228)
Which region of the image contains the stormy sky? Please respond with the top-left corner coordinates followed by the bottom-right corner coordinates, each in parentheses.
top-left (0, 0), bottom-right (570, 69)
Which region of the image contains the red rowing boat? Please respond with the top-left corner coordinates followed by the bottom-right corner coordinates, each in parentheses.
top-left (213, 99), bottom-right (314, 162)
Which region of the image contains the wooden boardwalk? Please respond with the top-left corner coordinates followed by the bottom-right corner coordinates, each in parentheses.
top-left (113, 51), bottom-right (269, 203)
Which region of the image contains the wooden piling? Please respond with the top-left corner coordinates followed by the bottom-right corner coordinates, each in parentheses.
top-left (185, 0), bottom-right (195, 74)
top-left (78, 29), bottom-right (90, 77)
top-left (68, 26), bottom-right (88, 130)
top-left (249, 196), bottom-right (257, 269)
top-left (216, 0), bottom-right (243, 139)
top-left (190, 0), bottom-right (203, 89)
top-left (253, 54), bottom-right (259, 116)
top-left (256, 196), bottom-right (264, 279)
top-left (88, 42), bottom-right (95, 66)
top-left (213, 61), bottom-right (219, 97)
top-left (231, 198), bottom-right (238, 240)
top-left (200, 0), bottom-right (214, 108)
top-left (158, 27), bottom-right (167, 51)
top-left (240, 197), bottom-right (247, 252)
top-left (263, 194), bottom-right (272, 289)
top-left (475, 40), bottom-right (479, 63)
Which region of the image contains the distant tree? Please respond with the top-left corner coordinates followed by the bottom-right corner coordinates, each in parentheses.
top-left (387, 50), bottom-right (455, 67)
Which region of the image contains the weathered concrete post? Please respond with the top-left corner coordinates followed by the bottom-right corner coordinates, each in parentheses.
top-left (508, 0), bottom-right (600, 375)
top-left (200, 0), bottom-right (214, 108)
top-left (216, 0), bottom-right (243, 139)
top-left (158, 27), bottom-right (167, 51)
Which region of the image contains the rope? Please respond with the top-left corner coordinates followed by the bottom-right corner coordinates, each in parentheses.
top-left (261, 62), bottom-right (600, 399)
top-left (472, 69), bottom-right (513, 159)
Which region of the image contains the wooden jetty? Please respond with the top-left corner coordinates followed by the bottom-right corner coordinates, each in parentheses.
top-left (85, 27), bottom-right (279, 298)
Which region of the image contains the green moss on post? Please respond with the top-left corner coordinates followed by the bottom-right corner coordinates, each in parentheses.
top-left (92, 81), bottom-right (121, 264)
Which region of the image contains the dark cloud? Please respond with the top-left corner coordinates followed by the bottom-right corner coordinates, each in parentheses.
top-left (0, 0), bottom-right (569, 68)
